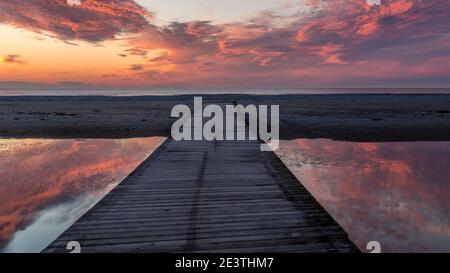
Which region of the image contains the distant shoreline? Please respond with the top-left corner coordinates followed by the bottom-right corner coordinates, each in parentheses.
top-left (1, 87), bottom-right (450, 97)
top-left (1, 94), bottom-right (450, 142)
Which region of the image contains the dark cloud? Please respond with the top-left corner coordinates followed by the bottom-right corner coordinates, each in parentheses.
top-left (129, 64), bottom-right (144, 71)
top-left (295, 0), bottom-right (450, 61)
top-left (2, 54), bottom-right (25, 64)
top-left (0, 0), bottom-right (152, 42)
top-left (125, 47), bottom-right (148, 57)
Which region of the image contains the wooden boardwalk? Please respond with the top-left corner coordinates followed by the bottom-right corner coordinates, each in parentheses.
top-left (44, 116), bottom-right (358, 252)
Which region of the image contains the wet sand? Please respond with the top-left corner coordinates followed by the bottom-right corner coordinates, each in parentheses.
top-left (1, 94), bottom-right (450, 141)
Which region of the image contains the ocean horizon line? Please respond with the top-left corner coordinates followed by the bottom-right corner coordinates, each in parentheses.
top-left (1, 87), bottom-right (450, 97)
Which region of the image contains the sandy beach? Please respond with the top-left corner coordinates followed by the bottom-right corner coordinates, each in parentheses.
top-left (1, 94), bottom-right (450, 142)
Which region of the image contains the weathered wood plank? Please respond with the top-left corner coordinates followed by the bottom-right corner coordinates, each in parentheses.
top-left (43, 112), bottom-right (358, 253)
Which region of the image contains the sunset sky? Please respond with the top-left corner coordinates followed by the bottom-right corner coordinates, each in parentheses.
top-left (0, 0), bottom-right (450, 89)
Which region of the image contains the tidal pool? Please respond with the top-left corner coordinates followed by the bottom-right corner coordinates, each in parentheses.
top-left (276, 139), bottom-right (450, 253)
top-left (0, 137), bottom-right (165, 252)
top-left (1, 137), bottom-right (448, 253)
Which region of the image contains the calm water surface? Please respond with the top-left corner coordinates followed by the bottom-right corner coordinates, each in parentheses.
top-left (0, 137), bottom-right (165, 252)
top-left (1, 137), bottom-right (448, 252)
top-left (276, 139), bottom-right (450, 253)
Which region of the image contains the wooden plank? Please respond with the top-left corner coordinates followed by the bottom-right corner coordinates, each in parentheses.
top-left (43, 107), bottom-right (359, 253)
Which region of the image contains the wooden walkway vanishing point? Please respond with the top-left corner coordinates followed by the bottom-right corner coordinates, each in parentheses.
top-left (44, 106), bottom-right (359, 253)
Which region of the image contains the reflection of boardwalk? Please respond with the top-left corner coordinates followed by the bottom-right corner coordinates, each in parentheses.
top-left (44, 112), bottom-right (358, 252)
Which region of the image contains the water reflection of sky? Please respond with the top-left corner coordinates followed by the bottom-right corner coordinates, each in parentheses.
top-left (0, 137), bottom-right (165, 253)
top-left (276, 139), bottom-right (450, 253)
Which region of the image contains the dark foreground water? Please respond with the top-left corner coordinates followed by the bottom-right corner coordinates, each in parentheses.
top-left (0, 138), bottom-right (165, 252)
top-left (276, 140), bottom-right (450, 253)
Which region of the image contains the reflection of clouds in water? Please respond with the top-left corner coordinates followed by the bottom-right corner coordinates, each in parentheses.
top-left (3, 175), bottom-right (131, 253)
top-left (277, 139), bottom-right (450, 253)
top-left (3, 193), bottom-right (95, 253)
top-left (0, 137), bottom-right (165, 252)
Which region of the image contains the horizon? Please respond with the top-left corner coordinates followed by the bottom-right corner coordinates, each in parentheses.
top-left (2, 82), bottom-right (450, 96)
top-left (2, 80), bottom-right (450, 89)
top-left (1, 0), bottom-right (450, 90)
